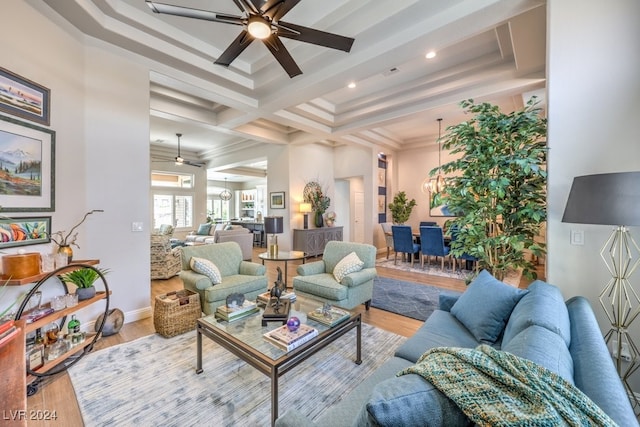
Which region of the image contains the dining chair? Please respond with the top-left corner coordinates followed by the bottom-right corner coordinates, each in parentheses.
top-left (449, 225), bottom-right (479, 272)
top-left (391, 225), bottom-right (420, 267)
top-left (380, 222), bottom-right (394, 259)
top-left (419, 226), bottom-right (453, 270)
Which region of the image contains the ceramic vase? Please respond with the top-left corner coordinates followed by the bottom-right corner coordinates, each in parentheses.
top-left (57, 245), bottom-right (73, 263)
top-left (314, 211), bottom-right (324, 228)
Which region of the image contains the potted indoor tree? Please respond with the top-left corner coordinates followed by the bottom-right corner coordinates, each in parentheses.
top-left (388, 191), bottom-right (417, 224)
top-left (431, 98), bottom-right (547, 281)
top-left (60, 267), bottom-right (110, 300)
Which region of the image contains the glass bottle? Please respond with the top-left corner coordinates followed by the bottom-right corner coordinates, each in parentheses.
top-left (67, 315), bottom-right (80, 334)
top-left (47, 332), bottom-right (69, 361)
top-left (27, 331), bottom-right (45, 371)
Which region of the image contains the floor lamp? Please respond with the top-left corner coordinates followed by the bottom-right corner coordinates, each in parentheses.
top-left (562, 172), bottom-right (640, 404)
top-left (264, 216), bottom-right (283, 257)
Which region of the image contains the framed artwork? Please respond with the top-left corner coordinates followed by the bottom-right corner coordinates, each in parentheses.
top-left (270, 191), bottom-right (285, 209)
top-left (0, 67), bottom-right (50, 126)
top-left (0, 115), bottom-right (55, 212)
top-left (0, 216), bottom-right (51, 249)
top-left (429, 179), bottom-right (455, 217)
top-left (377, 154), bottom-right (387, 223)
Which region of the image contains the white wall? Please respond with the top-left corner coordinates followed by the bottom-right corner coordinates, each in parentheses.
top-left (0, 2), bottom-right (151, 325)
top-left (547, 0), bottom-right (640, 388)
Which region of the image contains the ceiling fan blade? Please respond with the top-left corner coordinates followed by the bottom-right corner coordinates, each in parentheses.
top-left (265, 0), bottom-right (301, 22)
top-left (262, 36), bottom-right (302, 78)
top-left (146, 1), bottom-right (243, 26)
top-left (215, 31), bottom-right (255, 67)
top-left (185, 161), bottom-right (203, 168)
top-left (232, 0), bottom-right (258, 15)
top-left (277, 21), bottom-right (354, 52)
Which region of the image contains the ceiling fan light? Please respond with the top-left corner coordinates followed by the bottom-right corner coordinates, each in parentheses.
top-left (247, 16), bottom-right (271, 39)
top-left (175, 156), bottom-right (184, 165)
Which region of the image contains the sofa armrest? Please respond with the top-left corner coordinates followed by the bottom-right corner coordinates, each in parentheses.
top-left (180, 269), bottom-right (213, 291)
top-left (296, 260), bottom-right (326, 275)
top-left (341, 268), bottom-right (377, 287)
top-left (439, 290), bottom-right (462, 312)
top-left (274, 409), bottom-right (316, 427)
top-left (239, 261), bottom-right (267, 276)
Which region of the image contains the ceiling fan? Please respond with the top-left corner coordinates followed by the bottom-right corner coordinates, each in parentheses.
top-left (146, 0), bottom-right (355, 78)
top-left (162, 133), bottom-right (205, 167)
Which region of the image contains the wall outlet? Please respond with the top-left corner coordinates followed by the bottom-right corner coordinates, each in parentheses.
top-left (611, 339), bottom-right (632, 362)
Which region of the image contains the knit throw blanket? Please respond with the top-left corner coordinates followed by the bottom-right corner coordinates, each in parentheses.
top-left (397, 345), bottom-right (618, 427)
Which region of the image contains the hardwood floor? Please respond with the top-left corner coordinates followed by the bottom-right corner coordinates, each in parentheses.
top-left (25, 246), bottom-right (541, 425)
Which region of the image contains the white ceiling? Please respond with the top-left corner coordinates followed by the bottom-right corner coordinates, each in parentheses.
top-left (40, 0), bottom-right (546, 181)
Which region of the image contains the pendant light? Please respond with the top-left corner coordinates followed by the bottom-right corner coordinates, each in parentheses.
top-left (433, 118), bottom-right (446, 193)
top-left (421, 118), bottom-right (446, 194)
top-left (219, 178), bottom-right (232, 201)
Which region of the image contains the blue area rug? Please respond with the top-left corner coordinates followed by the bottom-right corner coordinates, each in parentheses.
top-left (372, 276), bottom-right (441, 321)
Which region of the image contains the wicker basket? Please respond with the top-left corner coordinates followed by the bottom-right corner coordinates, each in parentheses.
top-left (154, 289), bottom-right (201, 338)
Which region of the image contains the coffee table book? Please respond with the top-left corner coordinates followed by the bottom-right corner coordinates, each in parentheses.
top-left (257, 291), bottom-right (296, 305)
top-left (215, 301), bottom-right (259, 322)
top-left (263, 323), bottom-right (319, 352)
top-left (308, 306), bottom-right (351, 327)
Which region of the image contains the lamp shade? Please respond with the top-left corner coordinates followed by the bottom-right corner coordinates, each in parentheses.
top-left (562, 172), bottom-right (640, 226)
top-left (299, 203), bottom-right (312, 213)
top-left (264, 216), bottom-right (284, 234)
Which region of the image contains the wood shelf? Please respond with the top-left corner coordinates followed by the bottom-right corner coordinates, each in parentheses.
top-left (23, 291), bottom-right (110, 334)
top-left (3, 259), bottom-right (99, 286)
top-left (26, 334), bottom-right (97, 384)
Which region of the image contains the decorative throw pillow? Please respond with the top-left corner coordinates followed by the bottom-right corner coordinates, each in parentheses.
top-left (333, 252), bottom-right (364, 282)
top-left (450, 270), bottom-right (528, 343)
top-left (190, 257), bottom-right (222, 284)
top-left (196, 223), bottom-right (212, 235)
top-left (224, 224), bottom-right (233, 231)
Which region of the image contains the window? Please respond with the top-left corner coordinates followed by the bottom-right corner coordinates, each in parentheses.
top-left (207, 198), bottom-right (230, 221)
top-left (152, 171), bottom-right (194, 229)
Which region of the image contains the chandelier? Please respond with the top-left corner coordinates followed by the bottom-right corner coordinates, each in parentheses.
top-left (219, 178), bottom-right (232, 201)
top-left (421, 118), bottom-right (446, 194)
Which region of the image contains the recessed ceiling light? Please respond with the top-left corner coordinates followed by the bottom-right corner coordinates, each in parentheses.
top-left (347, 82), bottom-right (356, 89)
top-left (426, 51), bottom-right (436, 59)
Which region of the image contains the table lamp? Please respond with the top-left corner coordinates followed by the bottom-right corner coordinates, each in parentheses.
top-left (562, 172), bottom-right (640, 392)
top-left (299, 203), bottom-right (312, 229)
top-left (264, 216), bottom-right (284, 257)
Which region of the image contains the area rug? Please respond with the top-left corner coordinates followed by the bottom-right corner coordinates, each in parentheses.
top-left (68, 324), bottom-right (405, 426)
top-left (376, 257), bottom-right (472, 281)
top-left (372, 277), bottom-right (441, 321)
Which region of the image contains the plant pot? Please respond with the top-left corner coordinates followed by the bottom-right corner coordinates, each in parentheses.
top-left (314, 211), bottom-right (324, 228)
top-left (76, 286), bottom-right (96, 301)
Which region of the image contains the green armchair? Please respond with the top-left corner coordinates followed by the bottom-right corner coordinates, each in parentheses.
top-left (293, 241), bottom-right (377, 310)
top-left (180, 241), bottom-right (268, 315)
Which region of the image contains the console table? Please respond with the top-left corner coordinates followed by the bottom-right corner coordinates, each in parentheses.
top-left (293, 227), bottom-right (343, 257)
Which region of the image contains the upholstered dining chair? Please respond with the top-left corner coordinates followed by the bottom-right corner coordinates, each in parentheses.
top-left (419, 221), bottom-right (437, 227)
top-left (449, 225), bottom-right (479, 273)
top-left (419, 226), bottom-right (453, 270)
top-left (380, 222), bottom-right (394, 259)
top-left (391, 225), bottom-right (420, 267)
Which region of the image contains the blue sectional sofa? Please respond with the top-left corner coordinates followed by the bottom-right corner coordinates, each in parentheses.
top-left (276, 270), bottom-right (638, 426)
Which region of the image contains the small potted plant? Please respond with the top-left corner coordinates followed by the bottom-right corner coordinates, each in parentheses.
top-left (60, 267), bottom-right (109, 301)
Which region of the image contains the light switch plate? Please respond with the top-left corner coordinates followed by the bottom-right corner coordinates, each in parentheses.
top-left (570, 229), bottom-right (584, 245)
top-left (132, 222), bottom-right (144, 232)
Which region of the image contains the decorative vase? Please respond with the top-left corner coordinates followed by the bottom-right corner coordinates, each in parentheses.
top-left (57, 245), bottom-right (73, 263)
top-left (76, 286), bottom-right (96, 301)
top-left (314, 211), bottom-right (324, 228)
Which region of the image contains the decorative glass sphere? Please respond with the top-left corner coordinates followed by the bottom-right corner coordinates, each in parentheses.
top-left (286, 316), bottom-right (300, 332)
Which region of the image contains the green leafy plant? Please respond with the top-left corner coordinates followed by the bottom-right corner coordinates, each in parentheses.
top-left (388, 191), bottom-right (417, 224)
top-left (0, 279), bottom-right (26, 319)
top-left (432, 98), bottom-right (547, 280)
top-left (60, 267), bottom-right (110, 288)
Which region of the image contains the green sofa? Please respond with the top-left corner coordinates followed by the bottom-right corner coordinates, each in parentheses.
top-left (292, 241), bottom-right (377, 310)
top-left (179, 241), bottom-right (268, 315)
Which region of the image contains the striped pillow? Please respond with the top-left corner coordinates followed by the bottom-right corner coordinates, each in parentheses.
top-left (190, 257), bottom-right (222, 284)
top-left (333, 252), bottom-right (364, 282)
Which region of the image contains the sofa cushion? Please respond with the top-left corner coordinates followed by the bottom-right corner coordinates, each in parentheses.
top-left (502, 325), bottom-right (574, 384)
top-left (502, 280), bottom-right (571, 348)
top-left (333, 251), bottom-right (364, 282)
top-left (196, 223), bottom-right (212, 235)
top-left (190, 257), bottom-right (222, 284)
top-left (395, 310), bottom-right (481, 363)
top-left (363, 373), bottom-right (471, 427)
top-left (450, 270), bottom-right (527, 343)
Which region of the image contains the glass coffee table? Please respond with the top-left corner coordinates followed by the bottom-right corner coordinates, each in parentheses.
top-left (196, 298), bottom-right (361, 426)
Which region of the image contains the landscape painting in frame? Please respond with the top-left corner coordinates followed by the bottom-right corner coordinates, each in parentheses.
top-left (0, 216), bottom-right (51, 249)
top-left (0, 67), bottom-right (50, 126)
top-left (0, 115), bottom-right (55, 212)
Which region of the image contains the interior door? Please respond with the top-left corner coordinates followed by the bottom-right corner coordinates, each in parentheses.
top-left (354, 191), bottom-right (365, 243)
